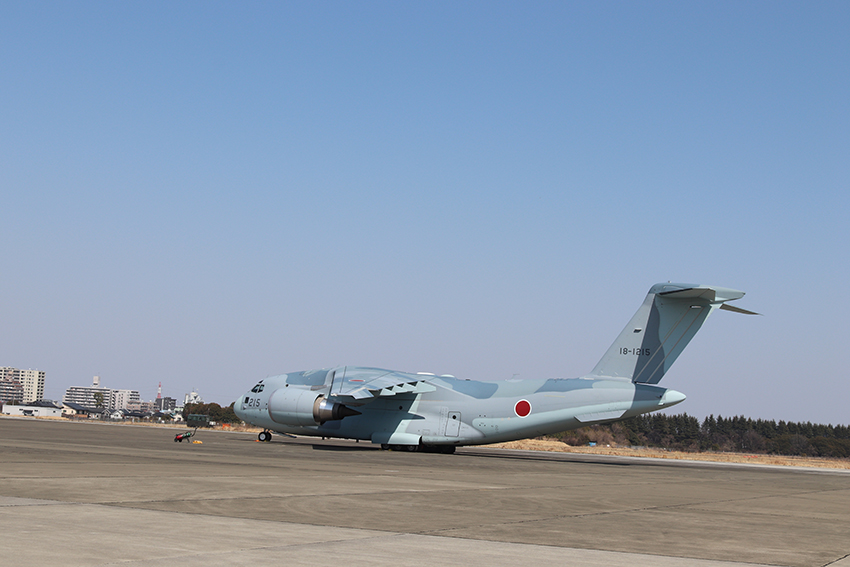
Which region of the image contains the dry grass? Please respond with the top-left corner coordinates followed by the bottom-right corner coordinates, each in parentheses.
top-left (1, 415), bottom-right (261, 431)
top-left (485, 437), bottom-right (850, 469)
top-left (107, 420), bottom-right (263, 433)
top-left (7, 416), bottom-right (847, 469)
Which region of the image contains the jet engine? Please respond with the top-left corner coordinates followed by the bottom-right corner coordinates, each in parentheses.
top-left (268, 387), bottom-right (360, 427)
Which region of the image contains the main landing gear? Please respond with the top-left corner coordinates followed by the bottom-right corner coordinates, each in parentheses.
top-left (258, 430), bottom-right (272, 442)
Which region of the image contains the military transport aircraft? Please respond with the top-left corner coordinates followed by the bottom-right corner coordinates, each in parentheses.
top-left (234, 283), bottom-right (756, 453)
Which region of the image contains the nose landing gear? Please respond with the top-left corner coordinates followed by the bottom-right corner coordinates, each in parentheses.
top-left (258, 430), bottom-right (272, 442)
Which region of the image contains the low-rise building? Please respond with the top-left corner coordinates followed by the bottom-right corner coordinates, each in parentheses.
top-left (62, 402), bottom-right (98, 418)
top-left (126, 400), bottom-right (156, 413)
top-left (2, 400), bottom-right (62, 418)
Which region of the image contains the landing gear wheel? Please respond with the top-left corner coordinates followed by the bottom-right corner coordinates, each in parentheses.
top-left (258, 431), bottom-right (272, 442)
top-left (381, 444), bottom-right (390, 450)
top-left (440, 445), bottom-right (456, 454)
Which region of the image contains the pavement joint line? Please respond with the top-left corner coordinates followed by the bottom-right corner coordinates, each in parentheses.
top-left (94, 500), bottom-right (643, 543)
top-left (681, 506), bottom-right (847, 521)
top-left (0, 473), bottom-right (329, 480)
top-left (83, 538), bottom-right (781, 567)
top-left (17, 482), bottom-right (843, 511)
top-left (81, 485), bottom-right (521, 506)
top-left (0, 506), bottom-right (786, 567)
top-left (9, 499), bottom-right (392, 533)
top-left (412, 486), bottom-right (850, 533)
top-left (10, 496), bottom-right (782, 567)
top-left (91, 532), bottom-right (417, 566)
top-left (85, 492), bottom-right (850, 562)
top-left (402, 532), bottom-right (778, 567)
top-left (264, 532), bottom-right (782, 567)
top-left (0, 497), bottom-right (68, 507)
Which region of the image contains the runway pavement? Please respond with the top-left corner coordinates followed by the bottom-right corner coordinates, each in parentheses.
top-left (1, 417), bottom-right (849, 567)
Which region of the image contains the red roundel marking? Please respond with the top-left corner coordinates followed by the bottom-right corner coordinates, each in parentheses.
top-left (515, 399), bottom-right (531, 418)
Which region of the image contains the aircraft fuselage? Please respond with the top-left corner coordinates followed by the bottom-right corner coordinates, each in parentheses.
top-left (234, 367), bottom-right (685, 448)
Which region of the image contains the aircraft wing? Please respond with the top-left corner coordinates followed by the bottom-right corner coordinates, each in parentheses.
top-left (329, 367), bottom-right (437, 401)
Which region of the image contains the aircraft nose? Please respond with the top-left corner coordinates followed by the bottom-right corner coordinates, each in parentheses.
top-left (660, 389), bottom-right (686, 407)
top-left (233, 398), bottom-right (244, 420)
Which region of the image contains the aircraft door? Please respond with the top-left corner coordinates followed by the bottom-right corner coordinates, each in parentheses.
top-left (445, 411), bottom-right (461, 437)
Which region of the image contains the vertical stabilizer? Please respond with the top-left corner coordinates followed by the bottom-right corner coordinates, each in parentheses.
top-left (587, 283), bottom-right (752, 384)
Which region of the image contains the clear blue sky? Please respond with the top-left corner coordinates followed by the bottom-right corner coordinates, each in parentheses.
top-left (2, 2), bottom-right (848, 424)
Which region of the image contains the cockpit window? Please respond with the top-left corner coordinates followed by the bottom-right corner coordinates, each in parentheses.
top-left (250, 383), bottom-right (265, 393)
top-left (286, 370), bottom-right (327, 386)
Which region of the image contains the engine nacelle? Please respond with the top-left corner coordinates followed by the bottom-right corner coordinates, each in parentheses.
top-left (268, 387), bottom-right (359, 427)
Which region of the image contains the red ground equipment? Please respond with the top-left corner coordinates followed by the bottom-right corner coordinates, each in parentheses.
top-left (174, 428), bottom-right (197, 442)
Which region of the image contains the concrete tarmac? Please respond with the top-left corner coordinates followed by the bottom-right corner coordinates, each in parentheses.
top-left (1, 417), bottom-right (849, 567)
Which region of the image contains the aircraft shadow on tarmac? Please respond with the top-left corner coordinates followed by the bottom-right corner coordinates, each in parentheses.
top-left (309, 443), bottom-right (381, 452)
top-left (303, 440), bottom-right (641, 464)
top-left (238, 434), bottom-right (683, 466)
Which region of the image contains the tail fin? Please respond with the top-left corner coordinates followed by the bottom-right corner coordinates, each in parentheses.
top-left (588, 283), bottom-right (757, 384)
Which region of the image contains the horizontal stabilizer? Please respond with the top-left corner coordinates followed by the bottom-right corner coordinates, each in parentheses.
top-left (720, 303), bottom-right (760, 316)
top-left (655, 284), bottom-right (745, 304)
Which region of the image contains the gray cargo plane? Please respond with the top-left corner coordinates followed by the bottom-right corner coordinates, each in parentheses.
top-left (234, 283), bottom-right (756, 453)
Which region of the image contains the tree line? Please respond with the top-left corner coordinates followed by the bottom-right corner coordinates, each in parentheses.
top-left (552, 413), bottom-right (850, 458)
top-left (182, 402), bottom-right (240, 424)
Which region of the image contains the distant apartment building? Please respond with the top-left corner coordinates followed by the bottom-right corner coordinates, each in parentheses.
top-left (0, 367), bottom-right (45, 403)
top-left (113, 389), bottom-right (141, 410)
top-left (155, 396), bottom-right (176, 412)
top-left (0, 376), bottom-right (24, 404)
top-left (62, 376), bottom-right (139, 411)
top-left (184, 390), bottom-right (203, 405)
top-left (63, 385), bottom-right (115, 409)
